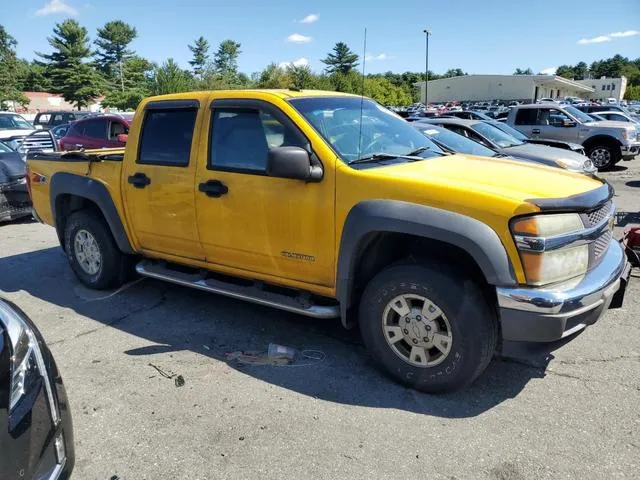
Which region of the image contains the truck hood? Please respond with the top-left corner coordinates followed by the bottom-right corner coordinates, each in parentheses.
top-left (585, 120), bottom-right (636, 130)
top-left (0, 151), bottom-right (26, 184)
top-left (365, 154), bottom-right (603, 204)
top-left (0, 129), bottom-right (37, 139)
top-left (502, 143), bottom-right (591, 172)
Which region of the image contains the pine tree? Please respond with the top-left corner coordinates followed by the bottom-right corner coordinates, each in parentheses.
top-left (321, 42), bottom-right (359, 75)
top-left (0, 25), bottom-right (28, 107)
top-left (95, 20), bottom-right (137, 91)
top-left (37, 19), bottom-right (103, 109)
top-left (213, 40), bottom-right (241, 77)
top-left (188, 36), bottom-right (209, 77)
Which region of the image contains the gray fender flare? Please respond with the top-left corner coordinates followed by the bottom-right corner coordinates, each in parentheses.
top-left (336, 200), bottom-right (517, 322)
top-left (49, 172), bottom-right (134, 254)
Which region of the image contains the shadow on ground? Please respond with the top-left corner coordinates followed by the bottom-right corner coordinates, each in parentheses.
top-left (616, 211), bottom-right (640, 227)
top-left (0, 246), bottom-right (573, 418)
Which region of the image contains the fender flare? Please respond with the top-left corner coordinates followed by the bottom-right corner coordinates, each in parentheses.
top-left (336, 200), bottom-right (517, 321)
top-left (49, 172), bottom-right (134, 254)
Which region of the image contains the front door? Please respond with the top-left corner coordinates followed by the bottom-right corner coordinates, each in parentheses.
top-left (194, 98), bottom-right (335, 287)
top-left (123, 101), bottom-right (205, 260)
top-left (537, 108), bottom-right (579, 142)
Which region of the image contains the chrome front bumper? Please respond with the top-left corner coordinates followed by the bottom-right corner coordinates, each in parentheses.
top-left (621, 143), bottom-right (640, 158)
top-left (496, 241), bottom-right (629, 342)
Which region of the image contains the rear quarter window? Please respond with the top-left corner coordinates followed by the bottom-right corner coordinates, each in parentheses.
top-left (515, 109), bottom-right (537, 125)
top-left (137, 109), bottom-right (197, 166)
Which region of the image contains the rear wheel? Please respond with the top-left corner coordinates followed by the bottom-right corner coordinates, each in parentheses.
top-left (359, 263), bottom-right (498, 393)
top-left (586, 142), bottom-right (620, 170)
top-left (64, 210), bottom-right (128, 289)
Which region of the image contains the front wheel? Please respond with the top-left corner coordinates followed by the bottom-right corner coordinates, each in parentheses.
top-left (586, 143), bottom-right (620, 171)
top-left (359, 263), bottom-right (498, 393)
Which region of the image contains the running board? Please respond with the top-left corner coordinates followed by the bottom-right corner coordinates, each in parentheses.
top-left (135, 260), bottom-right (340, 319)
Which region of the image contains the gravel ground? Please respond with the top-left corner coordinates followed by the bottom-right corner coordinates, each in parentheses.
top-left (1, 161), bottom-right (639, 480)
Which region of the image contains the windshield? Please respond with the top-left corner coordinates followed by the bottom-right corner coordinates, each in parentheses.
top-left (490, 121), bottom-right (529, 141)
top-left (414, 123), bottom-right (497, 157)
top-left (564, 106), bottom-right (593, 123)
top-left (0, 114), bottom-right (33, 130)
top-left (289, 97), bottom-right (440, 164)
top-left (471, 122), bottom-right (524, 148)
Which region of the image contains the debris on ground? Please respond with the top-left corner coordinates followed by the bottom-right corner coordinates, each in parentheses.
top-left (174, 375), bottom-right (185, 387)
top-left (224, 344), bottom-right (326, 367)
top-left (148, 363), bottom-right (184, 387)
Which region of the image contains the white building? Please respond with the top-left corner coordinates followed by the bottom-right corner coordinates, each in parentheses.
top-left (414, 74), bottom-right (599, 104)
top-left (576, 77), bottom-right (627, 102)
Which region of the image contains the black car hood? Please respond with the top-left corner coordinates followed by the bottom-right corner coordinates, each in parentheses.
top-left (0, 151), bottom-right (26, 184)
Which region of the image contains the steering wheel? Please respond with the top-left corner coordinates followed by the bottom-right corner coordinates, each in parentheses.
top-left (361, 135), bottom-right (389, 156)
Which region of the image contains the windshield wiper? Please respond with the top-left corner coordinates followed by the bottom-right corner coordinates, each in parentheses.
top-left (349, 152), bottom-right (425, 165)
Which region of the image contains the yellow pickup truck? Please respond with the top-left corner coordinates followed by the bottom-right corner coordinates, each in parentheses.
top-left (27, 90), bottom-right (630, 392)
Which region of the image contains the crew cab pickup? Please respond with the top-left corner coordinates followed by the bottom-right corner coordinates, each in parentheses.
top-left (506, 104), bottom-right (639, 170)
top-left (27, 90), bottom-right (630, 393)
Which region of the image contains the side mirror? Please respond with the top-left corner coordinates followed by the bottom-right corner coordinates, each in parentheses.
top-left (563, 119), bottom-right (577, 127)
top-left (116, 133), bottom-right (129, 143)
top-left (267, 146), bottom-right (316, 181)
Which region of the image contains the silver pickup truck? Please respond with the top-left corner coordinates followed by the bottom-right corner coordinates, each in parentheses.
top-left (506, 104), bottom-right (640, 170)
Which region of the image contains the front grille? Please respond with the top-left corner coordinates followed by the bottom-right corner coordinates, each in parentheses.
top-left (585, 201), bottom-right (612, 227)
top-left (593, 230), bottom-right (612, 260)
top-left (20, 134), bottom-right (55, 152)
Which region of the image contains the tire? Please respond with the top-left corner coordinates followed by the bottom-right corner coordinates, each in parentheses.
top-left (64, 210), bottom-right (128, 289)
top-left (586, 142), bottom-right (620, 171)
top-left (359, 263), bottom-right (498, 393)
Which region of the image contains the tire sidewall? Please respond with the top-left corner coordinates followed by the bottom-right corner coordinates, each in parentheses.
top-left (359, 264), bottom-right (494, 392)
top-left (64, 212), bottom-right (122, 289)
top-left (587, 143), bottom-right (618, 170)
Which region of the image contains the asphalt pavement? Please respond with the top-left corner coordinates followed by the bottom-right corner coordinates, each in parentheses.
top-left (1, 161), bottom-right (639, 479)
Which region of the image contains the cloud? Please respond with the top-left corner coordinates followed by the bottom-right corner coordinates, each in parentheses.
top-left (540, 67), bottom-right (557, 75)
top-left (610, 30), bottom-right (640, 38)
top-left (365, 53), bottom-right (389, 61)
top-left (278, 57), bottom-right (309, 69)
top-left (287, 33), bottom-right (312, 43)
top-left (35, 0), bottom-right (78, 16)
top-left (299, 14), bottom-right (319, 24)
top-left (577, 35), bottom-right (612, 44)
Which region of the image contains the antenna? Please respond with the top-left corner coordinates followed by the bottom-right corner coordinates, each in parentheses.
top-left (357, 27), bottom-right (367, 160)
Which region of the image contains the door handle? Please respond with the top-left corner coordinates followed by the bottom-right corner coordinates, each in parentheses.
top-left (532, 128), bottom-right (541, 134)
top-left (128, 172), bottom-right (151, 188)
top-left (199, 180), bottom-right (228, 198)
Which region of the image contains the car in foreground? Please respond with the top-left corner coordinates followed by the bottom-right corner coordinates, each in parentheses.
top-left (0, 298), bottom-right (75, 479)
top-left (417, 118), bottom-right (596, 173)
top-left (0, 141), bottom-right (32, 222)
top-left (27, 89), bottom-right (629, 393)
top-left (507, 104), bottom-right (640, 169)
top-left (59, 114), bottom-right (130, 151)
top-left (0, 112), bottom-right (57, 158)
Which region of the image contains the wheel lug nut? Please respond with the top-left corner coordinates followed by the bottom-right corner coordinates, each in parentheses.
top-left (423, 337), bottom-right (429, 342)
top-left (425, 325), bottom-right (431, 331)
top-left (412, 339), bottom-right (418, 344)
top-left (416, 315), bottom-right (421, 321)
top-left (403, 329), bottom-right (409, 334)
top-left (406, 318), bottom-right (410, 323)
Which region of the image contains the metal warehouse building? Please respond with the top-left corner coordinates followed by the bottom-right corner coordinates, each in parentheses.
top-left (414, 74), bottom-right (613, 104)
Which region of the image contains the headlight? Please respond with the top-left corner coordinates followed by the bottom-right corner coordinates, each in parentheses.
top-left (6, 139), bottom-right (22, 151)
top-left (0, 301), bottom-right (58, 423)
top-left (511, 213), bottom-right (589, 286)
top-left (623, 127), bottom-right (637, 141)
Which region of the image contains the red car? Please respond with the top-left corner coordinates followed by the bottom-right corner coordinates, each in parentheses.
top-left (59, 114), bottom-right (130, 151)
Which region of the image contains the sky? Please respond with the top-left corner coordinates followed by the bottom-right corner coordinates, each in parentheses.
top-left (4, 0), bottom-right (640, 76)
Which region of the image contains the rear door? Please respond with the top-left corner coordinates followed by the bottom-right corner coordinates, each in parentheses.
top-left (512, 108), bottom-right (537, 137)
top-left (74, 118), bottom-right (109, 149)
top-left (107, 119), bottom-right (129, 147)
top-left (122, 100), bottom-right (204, 260)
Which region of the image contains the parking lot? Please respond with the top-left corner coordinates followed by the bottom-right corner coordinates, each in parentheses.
top-left (1, 163), bottom-right (638, 479)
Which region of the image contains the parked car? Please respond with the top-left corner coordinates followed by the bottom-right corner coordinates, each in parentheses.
top-left (0, 141), bottom-right (31, 222)
top-left (575, 104), bottom-right (640, 122)
top-left (490, 120), bottom-right (587, 154)
top-left (536, 98), bottom-right (556, 103)
top-left (59, 114), bottom-right (130, 151)
top-left (507, 104), bottom-right (640, 169)
top-left (27, 89), bottom-right (629, 393)
top-left (444, 110), bottom-right (495, 121)
top-left (0, 298), bottom-right (75, 479)
top-left (412, 122), bottom-right (511, 158)
top-left (33, 111), bottom-right (93, 131)
top-left (588, 111), bottom-right (639, 125)
top-left (50, 123), bottom-right (71, 140)
top-left (0, 112), bottom-right (57, 157)
top-left (418, 118), bottom-right (596, 174)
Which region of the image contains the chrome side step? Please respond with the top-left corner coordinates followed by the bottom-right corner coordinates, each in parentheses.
top-left (135, 260), bottom-right (340, 319)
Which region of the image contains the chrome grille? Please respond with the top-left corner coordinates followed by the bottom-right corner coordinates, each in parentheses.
top-left (585, 201), bottom-right (612, 227)
top-left (593, 230), bottom-right (612, 260)
top-left (19, 134), bottom-right (55, 153)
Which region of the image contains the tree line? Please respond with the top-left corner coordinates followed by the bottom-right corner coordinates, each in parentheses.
top-left (2, 20), bottom-right (640, 112)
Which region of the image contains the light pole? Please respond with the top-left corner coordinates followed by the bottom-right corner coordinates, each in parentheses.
top-left (423, 29), bottom-right (431, 105)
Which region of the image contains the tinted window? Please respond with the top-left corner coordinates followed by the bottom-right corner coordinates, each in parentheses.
top-left (138, 109), bottom-right (197, 166)
top-left (109, 121), bottom-right (128, 139)
top-left (515, 109), bottom-right (537, 125)
top-left (209, 109), bottom-right (304, 172)
top-left (52, 114), bottom-right (65, 125)
top-left (81, 119), bottom-right (108, 139)
top-left (35, 114), bottom-right (51, 125)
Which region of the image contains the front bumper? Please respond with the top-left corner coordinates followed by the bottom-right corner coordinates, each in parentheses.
top-left (621, 142), bottom-right (640, 159)
top-left (0, 181), bottom-right (32, 222)
top-left (496, 241), bottom-right (629, 342)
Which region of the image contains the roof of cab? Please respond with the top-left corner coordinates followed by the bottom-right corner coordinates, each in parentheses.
top-left (143, 89), bottom-right (361, 103)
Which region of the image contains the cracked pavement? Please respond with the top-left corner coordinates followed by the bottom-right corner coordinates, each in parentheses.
top-left (1, 162), bottom-right (639, 479)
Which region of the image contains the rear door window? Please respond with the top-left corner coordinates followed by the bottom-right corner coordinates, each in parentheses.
top-left (138, 109), bottom-right (197, 166)
top-left (81, 119), bottom-right (108, 139)
top-left (515, 109), bottom-right (537, 125)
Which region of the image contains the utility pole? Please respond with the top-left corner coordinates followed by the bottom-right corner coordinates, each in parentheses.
top-left (423, 29), bottom-right (431, 105)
